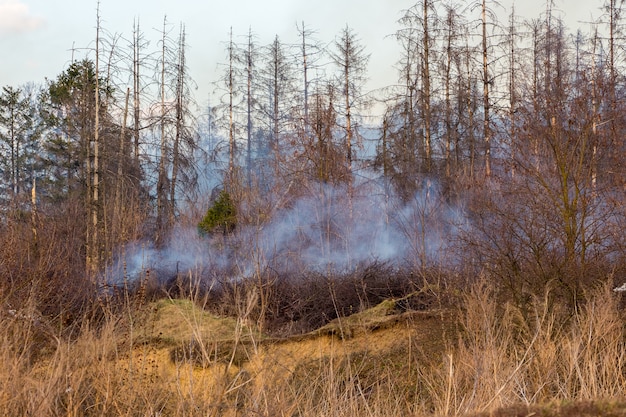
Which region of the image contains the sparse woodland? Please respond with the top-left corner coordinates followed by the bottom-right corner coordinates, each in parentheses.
top-left (0, 0), bottom-right (625, 416)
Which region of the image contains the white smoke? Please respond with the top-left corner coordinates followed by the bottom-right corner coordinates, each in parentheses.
top-left (106, 174), bottom-right (462, 285)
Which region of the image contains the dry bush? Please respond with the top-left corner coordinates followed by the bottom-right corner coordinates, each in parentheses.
top-left (0, 202), bottom-right (94, 331)
top-left (458, 174), bottom-right (624, 310)
top-left (201, 262), bottom-right (440, 336)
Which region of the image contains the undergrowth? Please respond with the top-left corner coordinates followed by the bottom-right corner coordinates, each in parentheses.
top-left (0, 274), bottom-right (624, 416)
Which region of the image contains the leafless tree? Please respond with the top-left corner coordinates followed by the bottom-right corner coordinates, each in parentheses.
top-left (330, 26), bottom-right (370, 182)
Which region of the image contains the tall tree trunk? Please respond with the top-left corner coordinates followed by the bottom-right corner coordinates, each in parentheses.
top-left (607, 0), bottom-right (620, 147)
top-left (300, 22), bottom-right (310, 132)
top-left (344, 46), bottom-right (352, 175)
top-left (591, 28), bottom-right (600, 192)
top-left (8, 95), bottom-right (17, 198)
top-left (170, 24), bottom-right (186, 227)
top-left (246, 28), bottom-right (253, 187)
top-left (271, 36), bottom-right (281, 176)
top-left (133, 18), bottom-right (141, 167)
top-left (31, 177), bottom-right (38, 257)
top-left (466, 40), bottom-right (476, 179)
top-left (444, 8), bottom-right (453, 178)
top-left (422, 0), bottom-right (432, 173)
top-left (115, 88), bottom-right (130, 241)
top-left (531, 21), bottom-right (540, 164)
top-left (156, 16), bottom-right (169, 245)
top-left (228, 27), bottom-right (235, 189)
top-left (88, 0), bottom-right (101, 273)
top-left (509, 8), bottom-right (517, 178)
top-left (482, 0), bottom-right (491, 178)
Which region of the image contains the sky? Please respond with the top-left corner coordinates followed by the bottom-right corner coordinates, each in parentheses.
top-left (0, 0), bottom-right (606, 114)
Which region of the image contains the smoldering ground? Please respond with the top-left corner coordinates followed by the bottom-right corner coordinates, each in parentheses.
top-left (104, 175), bottom-right (464, 288)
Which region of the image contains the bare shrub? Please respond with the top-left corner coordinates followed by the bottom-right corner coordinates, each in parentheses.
top-left (0, 201), bottom-right (94, 331)
top-left (201, 262), bottom-right (443, 336)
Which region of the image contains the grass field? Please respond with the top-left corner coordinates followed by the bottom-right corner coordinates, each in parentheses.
top-left (0, 279), bottom-right (625, 416)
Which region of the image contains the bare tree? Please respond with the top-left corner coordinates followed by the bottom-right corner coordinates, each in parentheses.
top-left (463, 32), bottom-right (479, 179)
top-left (385, 15), bottom-right (420, 196)
top-left (604, 0), bottom-right (624, 142)
top-left (505, 6), bottom-right (522, 178)
top-left (87, 0), bottom-right (102, 273)
top-left (169, 23), bottom-right (187, 226)
top-left (481, 0), bottom-right (491, 177)
top-left (259, 35), bottom-right (296, 180)
top-left (130, 18), bottom-right (150, 168)
top-left (226, 27), bottom-right (238, 189)
top-left (422, 0), bottom-right (434, 173)
top-left (152, 19), bottom-right (198, 244)
top-left (441, 1), bottom-right (463, 177)
top-left (155, 16), bottom-right (172, 245)
top-left (397, 1), bottom-right (437, 173)
top-left (297, 22), bottom-right (315, 133)
top-left (330, 25), bottom-right (370, 183)
top-left (244, 28), bottom-right (258, 187)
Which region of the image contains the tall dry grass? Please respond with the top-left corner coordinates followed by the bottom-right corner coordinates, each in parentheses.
top-left (418, 279), bottom-right (626, 415)
top-left (0, 277), bottom-right (624, 416)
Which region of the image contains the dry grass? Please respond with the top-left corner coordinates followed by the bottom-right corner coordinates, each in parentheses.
top-left (0, 278), bottom-right (624, 416)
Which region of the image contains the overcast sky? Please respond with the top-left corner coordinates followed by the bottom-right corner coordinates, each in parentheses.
top-left (0, 0), bottom-right (605, 112)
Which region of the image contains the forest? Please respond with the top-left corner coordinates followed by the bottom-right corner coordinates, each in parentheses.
top-left (0, 0), bottom-right (625, 415)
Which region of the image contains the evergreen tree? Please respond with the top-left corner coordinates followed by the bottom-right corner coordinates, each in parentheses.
top-left (0, 85), bottom-right (42, 207)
